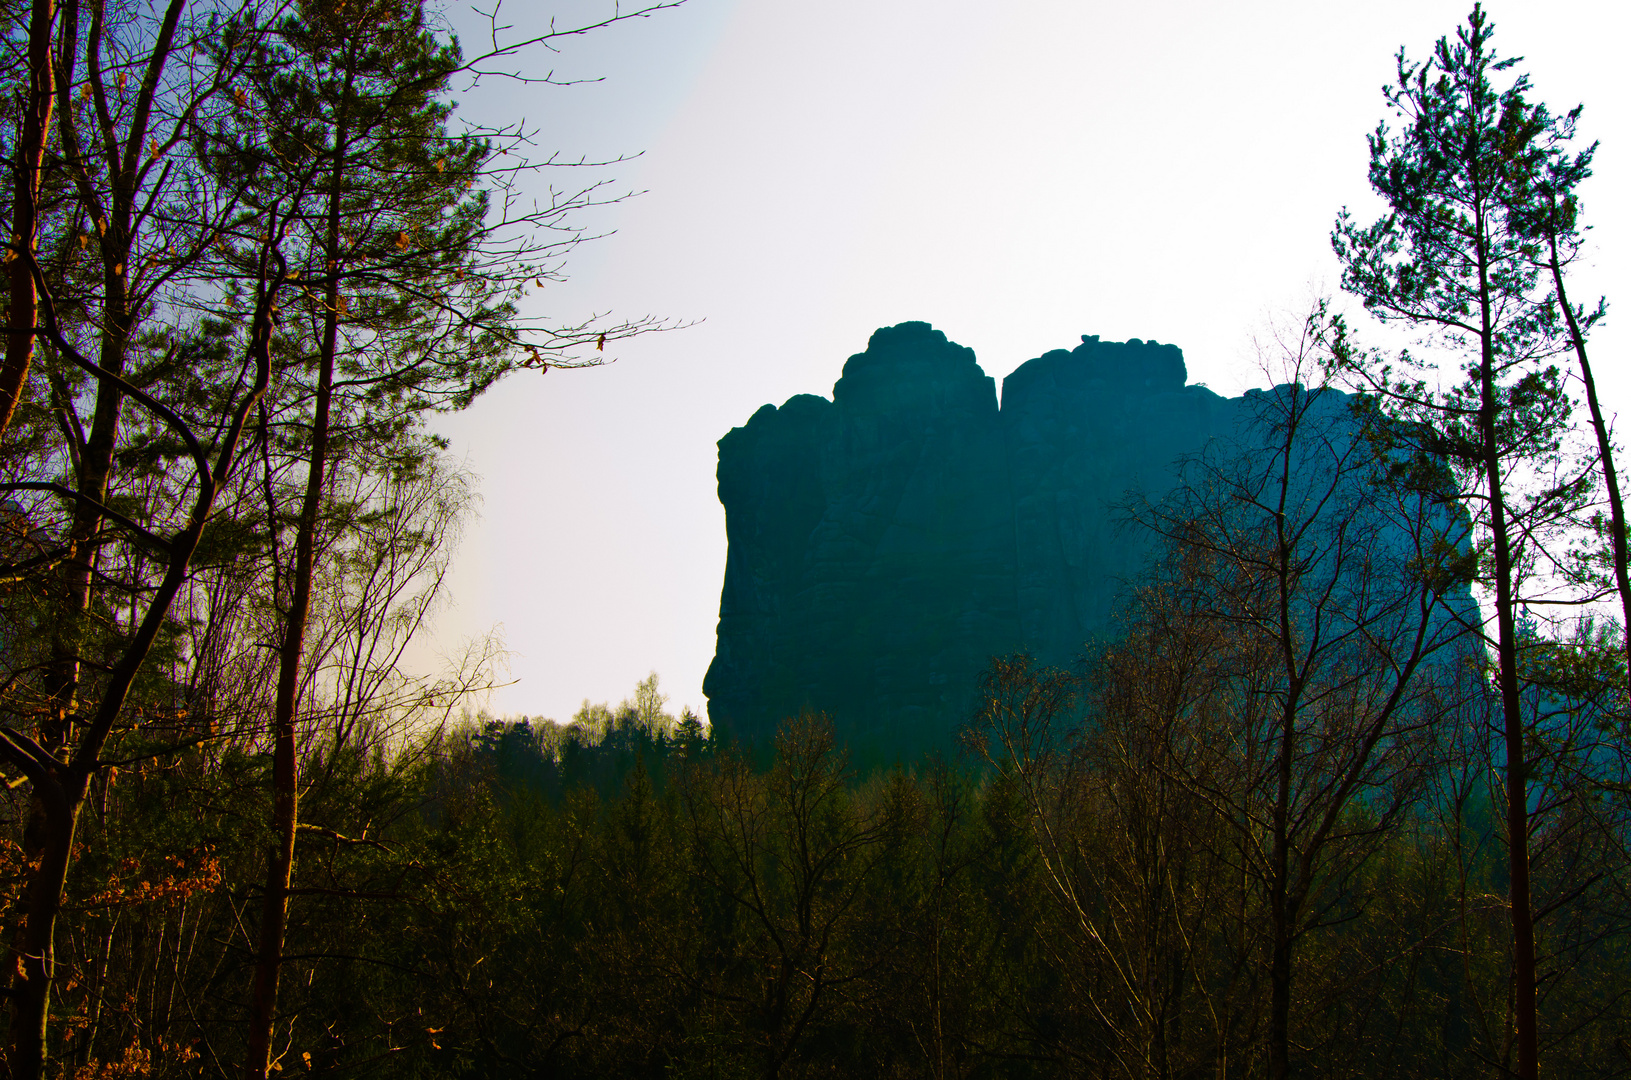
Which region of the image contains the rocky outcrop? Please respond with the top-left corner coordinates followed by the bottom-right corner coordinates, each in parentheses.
top-left (1003, 336), bottom-right (1240, 667)
top-left (704, 322), bottom-right (1251, 758)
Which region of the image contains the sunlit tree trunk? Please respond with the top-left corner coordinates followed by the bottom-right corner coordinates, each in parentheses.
top-left (0, 0), bottom-right (56, 437)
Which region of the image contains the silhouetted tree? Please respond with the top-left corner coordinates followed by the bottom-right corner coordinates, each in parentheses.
top-left (1330, 9), bottom-right (1604, 1076)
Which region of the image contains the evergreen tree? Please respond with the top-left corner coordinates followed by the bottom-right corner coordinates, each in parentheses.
top-left (211, 2), bottom-right (550, 1071)
top-left (1330, 8), bottom-right (1599, 1075)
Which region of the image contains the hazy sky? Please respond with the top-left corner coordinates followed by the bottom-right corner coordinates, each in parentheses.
top-left (428, 0), bottom-right (1631, 722)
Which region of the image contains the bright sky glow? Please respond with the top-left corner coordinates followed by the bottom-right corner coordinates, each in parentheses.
top-left (430, 0), bottom-right (1631, 722)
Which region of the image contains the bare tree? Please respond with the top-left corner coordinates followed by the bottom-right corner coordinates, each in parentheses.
top-left (971, 312), bottom-right (1473, 1079)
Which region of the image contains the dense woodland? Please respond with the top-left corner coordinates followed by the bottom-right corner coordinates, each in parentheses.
top-left (0, 0), bottom-right (1628, 1077)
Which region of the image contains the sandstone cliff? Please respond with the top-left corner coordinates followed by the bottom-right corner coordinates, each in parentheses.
top-left (704, 322), bottom-right (1255, 757)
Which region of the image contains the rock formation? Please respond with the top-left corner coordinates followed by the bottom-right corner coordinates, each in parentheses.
top-left (703, 322), bottom-right (1261, 758)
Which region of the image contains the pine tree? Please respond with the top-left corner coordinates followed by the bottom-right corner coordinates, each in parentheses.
top-left (214, 2), bottom-right (575, 1071)
top-left (1330, 8), bottom-right (1598, 1075)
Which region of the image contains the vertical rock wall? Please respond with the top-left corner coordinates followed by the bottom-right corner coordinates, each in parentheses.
top-left (1003, 336), bottom-right (1240, 662)
top-left (704, 321), bottom-right (1249, 758)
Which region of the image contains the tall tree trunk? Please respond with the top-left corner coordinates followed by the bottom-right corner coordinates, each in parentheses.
top-left (4, 257), bottom-right (277, 1080)
top-left (1269, 705), bottom-right (1295, 1080)
top-left (0, 0), bottom-right (56, 437)
top-left (1477, 241), bottom-right (1538, 1080)
top-left (8, 294), bottom-right (131, 1079)
top-left (6, 0), bottom-right (288, 1070)
top-left (1489, 434), bottom-right (1537, 1080)
top-left (7, 5), bottom-right (199, 1072)
top-left (13, 110), bottom-right (139, 1080)
top-left (1268, 388), bottom-right (1302, 1080)
top-left (244, 181), bottom-right (343, 1080)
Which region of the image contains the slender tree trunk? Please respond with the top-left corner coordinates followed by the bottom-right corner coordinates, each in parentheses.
top-left (244, 179), bottom-right (343, 1080)
top-left (1269, 704), bottom-right (1295, 1080)
top-left (6, 307), bottom-right (128, 1077)
top-left (10, 3), bottom-right (131, 1054)
top-left (1268, 387), bottom-right (1302, 1080)
top-left (7, 773), bottom-right (79, 1080)
top-left (0, 0), bottom-right (56, 437)
top-left (1546, 243), bottom-right (1631, 682)
top-left (13, 161), bottom-right (138, 1080)
top-left (3, 3), bottom-right (254, 1072)
top-left (21, 160), bottom-right (139, 1018)
top-left (1476, 247), bottom-right (1538, 1080)
top-left (1489, 440), bottom-right (1537, 1080)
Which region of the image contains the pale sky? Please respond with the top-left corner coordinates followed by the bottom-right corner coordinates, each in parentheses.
top-left (429, 0), bottom-right (1631, 722)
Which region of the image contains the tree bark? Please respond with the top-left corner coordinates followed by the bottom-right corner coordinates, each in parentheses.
top-left (1269, 733), bottom-right (1295, 1080)
top-left (1477, 221), bottom-right (1538, 1080)
top-left (0, 0), bottom-right (56, 437)
top-left (1267, 382), bottom-right (1304, 1080)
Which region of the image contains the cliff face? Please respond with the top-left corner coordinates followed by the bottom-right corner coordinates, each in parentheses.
top-left (1003, 337), bottom-right (1239, 665)
top-left (704, 322), bottom-right (1249, 756)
